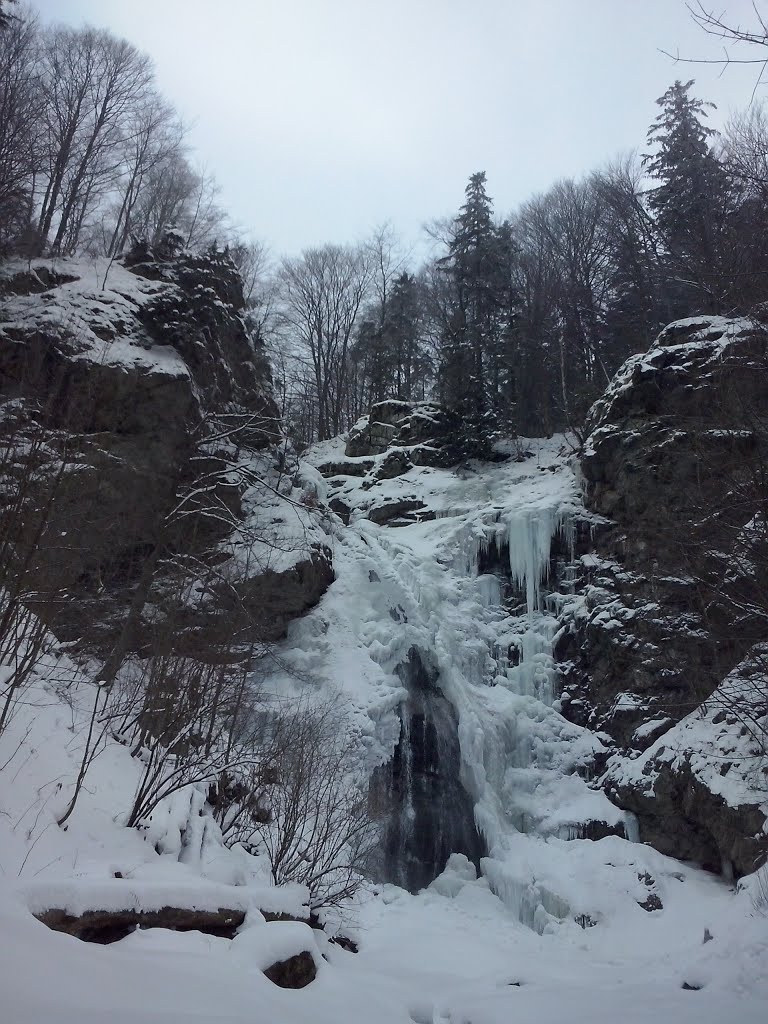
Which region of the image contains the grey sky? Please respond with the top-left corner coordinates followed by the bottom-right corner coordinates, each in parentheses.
top-left (33, 0), bottom-right (765, 257)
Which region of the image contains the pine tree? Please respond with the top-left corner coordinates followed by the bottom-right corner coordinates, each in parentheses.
top-left (644, 80), bottom-right (730, 314)
top-left (437, 172), bottom-right (516, 454)
top-left (350, 271), bottom-right (428, 407)
top-left (382, 271), bottom-right (428, 401)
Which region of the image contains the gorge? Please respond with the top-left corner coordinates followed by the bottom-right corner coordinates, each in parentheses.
top-left (0, 252), bottom-right (766, 1023)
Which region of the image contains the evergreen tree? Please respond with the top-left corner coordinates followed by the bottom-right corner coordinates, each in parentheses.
top-left (437, 172), bottom-right (516, 453)
top-left (350, 271), bottom-right (429, 407)
top-left (382, 271), bottom-right (428, 401)
top-left (644, 80), bottom-right (730, 314)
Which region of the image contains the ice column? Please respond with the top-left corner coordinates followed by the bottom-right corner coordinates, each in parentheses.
top-left (505, 507), bottom-right (562, 614)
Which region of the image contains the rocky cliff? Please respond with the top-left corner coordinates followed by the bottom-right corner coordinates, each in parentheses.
top-left (561, 315), bottom-right (768, 877)
top-left (0, 241), bottom-right (332, 665)
top-left (2, 264), bottom-right (765, 889)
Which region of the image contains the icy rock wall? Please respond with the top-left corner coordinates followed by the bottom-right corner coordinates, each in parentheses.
top-left (370, 648), bottom-right (485, 893)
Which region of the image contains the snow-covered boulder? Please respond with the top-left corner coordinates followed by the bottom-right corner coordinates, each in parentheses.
top-left (603, 649), bottom-right (768, 877)
top-left (345, 399), bottom-right (463, 467)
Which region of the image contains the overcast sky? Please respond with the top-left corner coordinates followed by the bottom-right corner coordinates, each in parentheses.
top-left (32, 0), bottom-right (767, 257)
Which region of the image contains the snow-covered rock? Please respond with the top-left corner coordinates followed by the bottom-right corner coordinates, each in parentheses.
top-left (0, 248), bottom-right (331, 658)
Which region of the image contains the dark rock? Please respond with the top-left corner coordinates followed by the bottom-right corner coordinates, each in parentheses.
top-left (36, 905), bottom-right (246, 943)
top-left (263, 950), bottom-right (316, 988)
top-left (579, 319), bottom-right (768, 732)
top-left (344, 400), bottom-right (462, 467)
top-left (373, 448), bottom-right (413, 481)
top-left (202, 544), bottom-right (334, 645)
top-left (316, 457), bottom-right (374, 478)
top-left (637, 894), bottom-right (663, 912)
top-left (0, 253), bottom-right (331, 662)
top-left (367, 498), bottom-right (430, 526)
top-left (565, 316), bottom-right (768, 875)
top-left (607, 757), bottom-right (767, 877)
top-left (0, 264), bottom-right (79, 297)
top-left (329, 496), bottom-right (352, 524)
top-left (580, 819), bottom-right (628, 841)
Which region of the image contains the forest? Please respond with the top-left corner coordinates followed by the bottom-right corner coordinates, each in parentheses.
top-left (3, 1), bottom-right (768, 451)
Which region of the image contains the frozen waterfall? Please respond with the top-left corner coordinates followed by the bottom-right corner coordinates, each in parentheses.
top-left (290, 437), bottom-right (626, 931)
top-left (369, 648), bottom-right (485, 893)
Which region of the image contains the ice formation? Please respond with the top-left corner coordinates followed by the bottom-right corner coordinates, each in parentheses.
top-left (287, 436), bottom-right (628, 931)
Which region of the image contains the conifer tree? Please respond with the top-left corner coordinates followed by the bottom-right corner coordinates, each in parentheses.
top-left (644, 80), bottom-right (730, 314)
top-left (437, 172), bottom-right (516, 453)
top-left (382, 271), bottom-right (428, 401)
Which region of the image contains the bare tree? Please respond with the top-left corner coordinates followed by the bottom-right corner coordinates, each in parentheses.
top-left (126, 150), bottom-right (227, 251)
top-left (229, 238), bottom-right (274, 341)
top-left (252, 697), bottom-right (379, 910)
top-left (278, 244), bottom-right (372, 441)
top-left (36, 25), bottom-right (153, 254)
top-left (0, 7), bottom-right (40, 251)
top-left (717, 106), bottom-right (768, 310)
top-left (0, 402), bottom-right (70, 738)
top-left (511, 177), bottom-right (614, 434)
top-left (0, 2), bottom-right (17, 31)
top-left (100, 92), bottom-right (184, 257)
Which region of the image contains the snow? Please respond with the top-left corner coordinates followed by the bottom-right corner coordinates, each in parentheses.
top-left (605, 648), bottom-right (768, 816)
top-left (1, 433), bottom-right (767, 1022)
top-left (584, 314), bottom-right (756, 444)
top-left (0, 257), bottom-right (191, 378)
top-left (3, 853), bottom-right (766, 1024)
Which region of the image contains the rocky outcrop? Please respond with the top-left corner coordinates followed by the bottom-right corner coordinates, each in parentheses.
top-left (562, 315), bottom-right (768, 875)
top-left (313, 400), bottom-right (474, 529)
top-left (0, 245), bottom-right (331, 660)
top-left (345, 399), bottom-right (463, 467)
top-left (558, 317), bottom-right (768, 734)
top-left (602, 649), bottom-right (768, 877)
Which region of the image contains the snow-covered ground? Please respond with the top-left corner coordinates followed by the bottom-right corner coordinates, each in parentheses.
top-left (1, 435), bottom-right (767, 1022)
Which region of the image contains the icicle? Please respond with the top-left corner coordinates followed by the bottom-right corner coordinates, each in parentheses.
top-left (505, 507), bottom-right (562, 614)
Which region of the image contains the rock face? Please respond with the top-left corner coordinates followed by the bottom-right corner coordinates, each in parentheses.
top-left (0, 245), bottom-right (332, 660)
top-left (601, 650), bottom-right (768, 877)
top-left (561, 315), bottom-right (768, 875)
top-left (345, 399), bottom-right (463, 467)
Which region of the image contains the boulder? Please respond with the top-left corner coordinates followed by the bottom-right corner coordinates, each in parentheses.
top-left (367, 498), bottom-right (431, 527)
top-left (35, 905), bottom-right (246, 944)
top-left (263, 951), bottom-right (317, 989)
top-left (371, 448), bottom-right (412, 481)
top-left (344, 400), bottom-right (462, 467)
